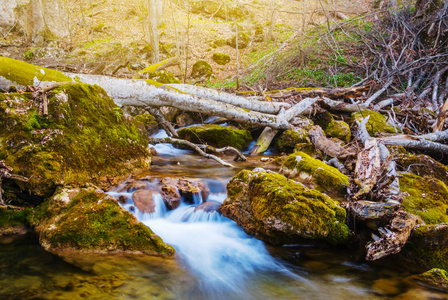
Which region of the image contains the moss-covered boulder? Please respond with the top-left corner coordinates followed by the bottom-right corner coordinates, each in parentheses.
top-left (29, 187), bottom-right (174, 255)
top-left (0, 82), bottom-right (151, 198)
top-left (275, 128), bottom-right (309, 153)
top-left (189, 0), bottom-right (252, 20)
top-left (413, 268), bottom-right (448, 291)
top-left (177, 124), bottom-right (252, 150)
top-left (212, 53), bottom-right (231, 65)
top-left (146, 70), bottom-right (181, 84)
top-left (351, 110), bottom-right (398, 136)
top-left (134, 113), bottom-right (159, 136)
top-left (221, 169), bottom-right (351, 245)
top-left (191, 60), bottom-right (213, 79)
top-left (396, 154), bottom-right (448, 186)
top-left (227, 32), bottom-right (250, 49)
top-left (280, 152), bottom-right (349, 195)
top-left (404, 224), bottom-right (448, 270)
top-left (399, 173), bottom-right (448, 225)
top-left (325, 120), bottom-right (351, 143)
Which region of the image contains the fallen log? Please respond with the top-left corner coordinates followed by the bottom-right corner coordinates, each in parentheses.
top-left (308, 125), bottom-right (356, 159)
top-left (237, 86), bottom-right (369, 100)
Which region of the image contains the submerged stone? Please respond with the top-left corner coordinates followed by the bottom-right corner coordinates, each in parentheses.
top-left (29, 187), bottom-right (174, 256)
top-left (399, 173), bottom-right (448, 225)
top-left (351, 110), bottom-right (398, 136)
top-left (280, 152), bottom-right (349, 195)
top-left (221, 169), bottom-right (351, 245)
top-left (177, 124), bottom-right (252, 150)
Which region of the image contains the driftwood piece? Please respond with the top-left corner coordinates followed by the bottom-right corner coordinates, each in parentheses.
top-left (354, 139), bottom-right (383, 199)
top-left (366, 211), bottom-right (419, 261)
top-left (308, 125), bottom-right (356, 159)
top-left (249, 97), bottom-right (318, 155)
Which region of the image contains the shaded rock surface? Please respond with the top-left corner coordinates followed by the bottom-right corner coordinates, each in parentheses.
top-left (351, 110), bottom-right (398, 136)
top-left (132, 189), bottom-right (156, 213)
top-left (275, 128), bottom-right (309, 153)
top-left (221, 168), bottom-right (351, 246)
top-left (412, 268), bottom-right (448, 291)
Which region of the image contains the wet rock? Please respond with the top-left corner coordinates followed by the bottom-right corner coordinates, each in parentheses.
top-left (117, 195), bottom-right (128, 205)
top-left (275, 128), bottom-right (309, 153)
top-left (160, 184), bottom-right (181, 210)
top-left (404, 224), bottom-right (448, 270)
top-left (194, 201), bottom-right (221, 213)
top-left (371, 278), bottom-right (401, 296)
top-left (133, 189), bottom-right (157, 213)
top-left (399, 173), bottom-right (448, 224)
top-left (221, 168), bottom-right (351, 246)
top-left (161, 177), bottom-right (209, 204)
top-left (0, 207), bottom-right (31, 236)
top-left (117, 180), bottom-right (148, 193)
top-left (351, 110), bottom-right (399, 136)
top-left (29, 187), bottom-right (174, 256)
top-left (191, 60), bottom-right (213, 79)
top-left (411, 268), bottom-right (448, 292)
top-left (177, 124), bottom-right (252, 150)
top-left (212, 53), bottom-right (231, 65)
top-left (280, 152), bottom-right (349, 195)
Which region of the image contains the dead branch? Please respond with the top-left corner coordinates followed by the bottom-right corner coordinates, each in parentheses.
top-left (150, 137), bottom-right (234, 167)
top-left (146, 107), bottom-right (178, 138)
top-left (308, 125), bottom-right (356, 159)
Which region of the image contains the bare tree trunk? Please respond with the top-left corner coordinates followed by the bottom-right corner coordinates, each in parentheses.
top-left (148, 0), bottom-right (159, 63)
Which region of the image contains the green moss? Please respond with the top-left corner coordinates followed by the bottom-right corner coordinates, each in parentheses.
top-left (404, 224), bottom-right (448, 270)
top-left (0, 56), bottom-right (72, 86)
top-left (145, 71), bottom-right (181, 84)
top-left (275, 128), bottom-right (309, 153)
top-left (415, 268), bottom-right (448, 291)
top-left (1, 83), bottom-right (150, 198)
top-left (399, 173), bottom-right (448, 224)
top-left (0, 208), bottom-right (31, 228)
top-left (226, 32), bottom-right (250, 49)
top-left (325, 120), bottom-right (351, 143)
top-left (31, 188), bottom-right (174, 255)
top-left (212, 53), bottom-right (231, 65)
top-left (177, 124), bottom-right (252, 149)
top-left (280, 152), bottom-right (349, 195)
top-left (396, 154), bottom-right (448, 186)
top-left (224, 169), bottom-right (351, 245)
top-left (351, 110), bottom-right (398, 136)
top-left (191, 60), bottom-right (213, 79)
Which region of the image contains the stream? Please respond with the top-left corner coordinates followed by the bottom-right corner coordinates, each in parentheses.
top-left (0, 132), bottom-right (447, 299)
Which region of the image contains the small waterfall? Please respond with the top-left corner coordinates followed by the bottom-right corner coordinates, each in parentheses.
top-left (133, 193), bottom-right (168, 221)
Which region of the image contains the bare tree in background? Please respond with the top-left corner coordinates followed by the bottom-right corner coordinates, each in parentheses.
top-left (143, 0), bottom-right (165, 63)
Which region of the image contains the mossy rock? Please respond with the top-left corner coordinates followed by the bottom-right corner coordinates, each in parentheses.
top-left (30, 187), bottom-right (174, 255)
top-left (325, 120), bottom-right (351, 143)
top-left (404, 224), bottom-right (448, 270)
top-left (189, 0), bottom-right (252, 20)
top-left (221, 169), bottom-right (351, 245)
top-left (0, 82), bottom-right (151, 198)
top-left (275, 128), bottom-right (309, 153)
top-left (254, 25), bottom-right (264, 42)
top-left (351, 110), bottom-right (398, 136)
top-left (396, 154), bottom-right (448, 186)
top-left (311, 111), bottom-right (334, 130)
top-left (280, 152), bottom-right (349, 195)
top-left (177, 124), bottom-right (252, 149)
top-left (212, 53), bottom-right (231, 65)
top-left (226, 32), bottom-right (250, 49)
top-left (191, 60), bottom-right (213, 79)
top-left (134, 113), bottom-right (159, 136)
top-left (413, 268), bottom-right (448, 291)
top-left (146, 70), bottom-right (181, 84)
top-left (399, 173), bottom-right (448, 225)
top-left (0, 207), bottom-right (31, 235)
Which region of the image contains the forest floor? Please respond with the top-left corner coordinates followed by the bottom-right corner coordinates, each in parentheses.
top-left (0, 0), bottom-right (371, 89)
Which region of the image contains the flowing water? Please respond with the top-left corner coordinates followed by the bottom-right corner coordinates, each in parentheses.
top-left (1, 135), bottom-right (447, 299)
